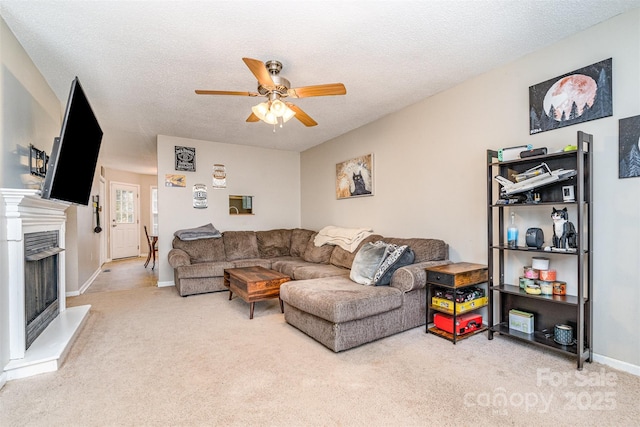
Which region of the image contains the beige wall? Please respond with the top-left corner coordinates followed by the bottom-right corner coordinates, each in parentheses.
top-left (301, 10), bottom-right (640, 371)
top-left (0, 16), bottom-right (103, 381)
top-left (0, 14), bottom-right (103, 310)
top-left (0, 17), bottom-right (61, 379)
top-left (156, 135), bottom-right (301, 285)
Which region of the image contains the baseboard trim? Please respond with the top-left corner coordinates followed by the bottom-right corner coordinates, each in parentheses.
top-left (72, 266), bottom-right (102, 296)
top-left (157, 280), bottom-right (175, 288)
top-left (593, 352), bottom-right (640, 377)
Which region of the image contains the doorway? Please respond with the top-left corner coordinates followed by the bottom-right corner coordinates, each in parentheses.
top-left (110, 182), bottom-right (140, 259)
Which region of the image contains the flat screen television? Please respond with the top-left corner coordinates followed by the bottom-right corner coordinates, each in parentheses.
top-left (41, 76), bottom-right (103, 206)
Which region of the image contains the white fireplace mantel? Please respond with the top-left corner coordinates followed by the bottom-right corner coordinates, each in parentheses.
top-left (1, 188), bottom-right (90, 381)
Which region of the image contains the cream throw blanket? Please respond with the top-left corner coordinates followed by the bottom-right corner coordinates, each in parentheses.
top-left (313, 226), bottom-right (374, 253)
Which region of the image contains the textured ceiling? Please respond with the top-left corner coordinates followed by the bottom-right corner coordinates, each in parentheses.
top-left (1, 1), bottom-right (639, 174)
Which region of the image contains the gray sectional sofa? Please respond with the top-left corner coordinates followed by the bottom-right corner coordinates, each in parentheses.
top-left (167, 228), bottom-right (449, 351)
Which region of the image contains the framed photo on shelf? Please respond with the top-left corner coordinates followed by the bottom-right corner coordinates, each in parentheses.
top-left (336, 153), bottom-right (373, 199)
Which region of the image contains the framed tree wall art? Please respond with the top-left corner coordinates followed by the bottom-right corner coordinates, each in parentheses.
top-left (336, 154), bottom-right (373, 199)
top-left (619, 115), bottom-right (640, 179)
top-left (529, 58), bottom-right (612, 135)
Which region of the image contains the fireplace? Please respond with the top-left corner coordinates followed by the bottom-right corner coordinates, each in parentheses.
top-left (1, 189), bottom-right (90, 382)
top-left (24, 230), bottom-right (63, 349)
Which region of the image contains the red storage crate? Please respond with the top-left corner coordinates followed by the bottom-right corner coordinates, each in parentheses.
top-left (433, 312), bottom-right (482, 335)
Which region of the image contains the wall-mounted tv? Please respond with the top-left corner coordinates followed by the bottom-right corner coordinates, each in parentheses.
top-left (41, 77), bottom-right (103, 206)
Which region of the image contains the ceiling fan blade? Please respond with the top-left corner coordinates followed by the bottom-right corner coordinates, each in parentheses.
top-left (287, 83), bottom-right (346, 98)
top-left (242, 57), bottom-right (275, 88)
top-left (195, 90), bottom-right (258, 97)
top-left (246, 112), bottom-right (260, 122)
top-left (286, 102), bottom-right (318, 127)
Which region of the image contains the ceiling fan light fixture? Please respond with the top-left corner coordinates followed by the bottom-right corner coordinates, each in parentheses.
top-left (251, 102), bottom-right (269, 119)
top-left (251, 102), bottom-right (276, 124)
top-left (264, 111), bottom-right (278, 125)
top-left (281, 106), bottom-right (296, 123)
top-left (252, 100), bottom-right (295, 125)
top-left (270, 99), bottom-right (287, 117)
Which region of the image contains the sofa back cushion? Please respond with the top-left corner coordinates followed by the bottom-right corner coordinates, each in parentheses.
top-left (302, 233), bottom-right (335, 264)
top-left (290, 228), bottom-right (315, 257)
top-left (223, 231), bottom-right (260, 261)
top-left (329, 234), bottom-right (383, 269)
top-left (383, 237), bottom-right (448, 263)
top-left (256, 229), bottom-right (292, 258)
top-left (172, 236), bottom-right (226, 263)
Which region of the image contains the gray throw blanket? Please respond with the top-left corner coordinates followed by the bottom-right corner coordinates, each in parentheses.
top-left (174, 223), bottom-right (222, 241)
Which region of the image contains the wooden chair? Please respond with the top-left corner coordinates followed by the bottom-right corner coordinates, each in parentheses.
top-left (144, 225), bottom-right (158, 269)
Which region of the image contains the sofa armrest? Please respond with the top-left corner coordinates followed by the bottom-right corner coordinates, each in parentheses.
top-left (168, 248), bottom-right (192, 268)
top-left (390, 260), bottom-right (451, 292)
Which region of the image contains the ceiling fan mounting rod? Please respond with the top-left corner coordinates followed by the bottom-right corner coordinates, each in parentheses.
top-left (265, 60), bottom-right (283, 75)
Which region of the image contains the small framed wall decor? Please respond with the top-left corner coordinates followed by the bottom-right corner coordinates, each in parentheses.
top-left (212, 164), bottom-right (227, 188)
top-left (165, 174), bottom-right (186, 187)
top-left (175, 146), bottom-right (196, 171)
top-left (336, 153), bottom-right (373, 199)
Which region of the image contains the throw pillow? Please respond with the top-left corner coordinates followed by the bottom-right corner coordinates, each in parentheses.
top-left (349, 241), bottom-right (389, 285)
top-left (372, 245), bottom-right (415, 286)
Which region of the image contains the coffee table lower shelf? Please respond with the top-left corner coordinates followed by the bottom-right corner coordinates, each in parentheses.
top-left (427, 324), bottom-right (487, 344)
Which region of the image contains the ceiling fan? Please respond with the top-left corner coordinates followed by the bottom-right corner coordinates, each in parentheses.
top-left (195, 58), bottom-right (346, 128)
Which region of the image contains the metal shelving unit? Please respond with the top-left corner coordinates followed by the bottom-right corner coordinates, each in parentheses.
top-left (486, 131), bottom-right (593, 370)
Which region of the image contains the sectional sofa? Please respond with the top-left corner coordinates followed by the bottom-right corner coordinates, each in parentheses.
top-left (168, 228), bottom-right (449, 351)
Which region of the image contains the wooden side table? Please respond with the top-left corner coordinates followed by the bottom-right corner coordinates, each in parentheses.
top-left (425, 262), bottom-right (488, 344)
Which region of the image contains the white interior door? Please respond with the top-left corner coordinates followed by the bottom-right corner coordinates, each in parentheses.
top-left (110, 182), bottom-right (139, 259)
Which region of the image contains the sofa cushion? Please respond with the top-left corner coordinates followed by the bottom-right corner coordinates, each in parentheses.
top-left (383, 237), bottom-right (447, 263)
top-left (329, 234), bottom-right (383, 269)
top-left (223, 231), bottom-right (260, 261)
top-left (272, 258), bottom-right (313, 278)
top-left (280, 276), bottom-right (402, 323)
top-left (176, 261), bottom-right (235, 279)
top-left (292, 264), bottom-right (350, 280)
top-left (256, 229), bottom-right (292, 258)
top-left (290, 228), bottom-right (315, 257)
top-left (302, 233), bottom-right (334, 264)
top-left (172, 236), bottom-right (226, 263)
top-left (231, 258), bottom-right (272, 269)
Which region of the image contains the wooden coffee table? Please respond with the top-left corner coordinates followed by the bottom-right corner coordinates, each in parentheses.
top-left (223, 266), bottom-right (291, 319)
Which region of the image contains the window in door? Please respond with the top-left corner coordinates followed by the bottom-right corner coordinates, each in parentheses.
top-left (151, 186), bottom-right (158, 235)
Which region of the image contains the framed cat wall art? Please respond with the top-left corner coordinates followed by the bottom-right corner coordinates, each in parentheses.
top-left (336, 153), bottom-right (374, 199)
